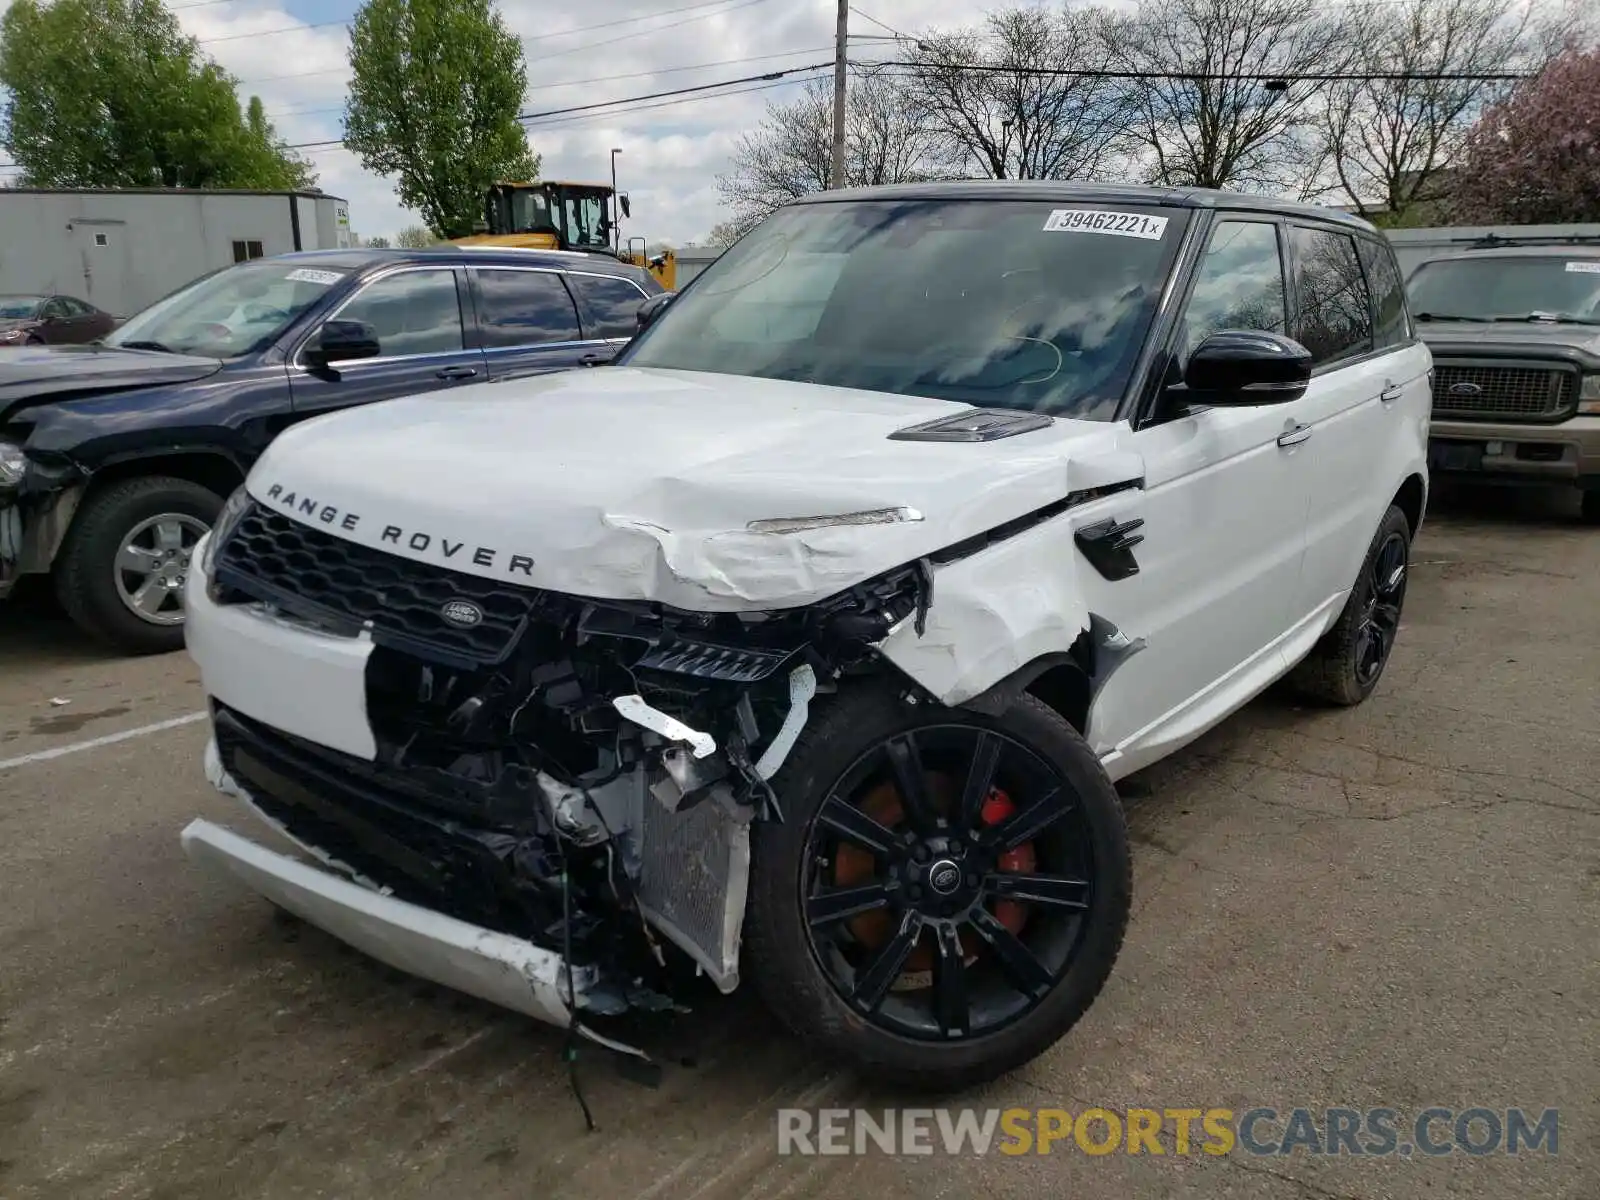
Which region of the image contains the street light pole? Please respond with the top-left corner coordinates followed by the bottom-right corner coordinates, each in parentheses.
top-left (610, 147), bottom-right (622, 250)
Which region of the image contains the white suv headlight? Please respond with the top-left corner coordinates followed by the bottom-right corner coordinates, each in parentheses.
top-left (0, 441), bottom-right (26, 494)
top-left (1578, 374), bottom-right (1600, 416)
top-left (200, 484), bottom-right (252, 574)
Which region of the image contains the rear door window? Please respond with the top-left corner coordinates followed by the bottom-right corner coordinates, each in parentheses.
top-left (566, 272), bottom-right (649, 339)
top-left (1288, 226), bottom-right (1374, 367)
top-left (1355, 238), bottom-right (1410, 348)
top-left (473, 269), bottom-right (582, 347)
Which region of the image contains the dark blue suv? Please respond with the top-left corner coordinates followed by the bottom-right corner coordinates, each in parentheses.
top-left (0, 246), bottom-right (663, 653)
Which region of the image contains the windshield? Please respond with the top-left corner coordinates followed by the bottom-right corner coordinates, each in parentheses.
top-left (562, 194), bottom-right (609, 250)
top-left (105, 260), bottom-right (347, 357)
top-left (0, 297), bottom-right (42, 319)
top-left (1408, 256), bottom-right (1600, 323)
top-left (621, 198), bottom-right (1189, 419)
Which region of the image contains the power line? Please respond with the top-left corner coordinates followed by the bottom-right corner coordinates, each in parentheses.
top-left (191, 0), bottom-right (774, 59)
top-left (872, 59), bottom-right (1533, 82)
top-left (288, 71), bottom-right (829, 152)
top-left (261, 46), bottom-right (835, 121)
top-left (196, 18), bottom-right (348, 45)
top-left (283, 60), bottom-right (833, 149)
top-left (526, 0), bottom-right (777, 64)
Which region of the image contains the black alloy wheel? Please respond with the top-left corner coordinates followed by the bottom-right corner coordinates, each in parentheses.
top-left (745, 685), bottom-right (1131, 1092)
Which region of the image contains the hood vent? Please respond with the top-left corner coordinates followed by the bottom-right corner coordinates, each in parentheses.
top-left (888, 407), bottom-right (1054, 443)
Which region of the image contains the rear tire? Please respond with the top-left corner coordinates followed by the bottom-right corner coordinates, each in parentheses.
top-left (1580, 489), bottom-right (1600, 525)
top-left (54, 475), bottom-right (222, 655)
top-left (1289, 504), bottom-right (1412, 706)
top-left (745, 683), bottom-right (1131, 1093)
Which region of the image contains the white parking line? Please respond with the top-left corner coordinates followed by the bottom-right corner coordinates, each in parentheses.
top-left (0, 711), bottom-right (207, 772)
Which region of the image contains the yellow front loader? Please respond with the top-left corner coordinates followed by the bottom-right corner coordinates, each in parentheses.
top-left (452, 180), bottom-right (677, 291)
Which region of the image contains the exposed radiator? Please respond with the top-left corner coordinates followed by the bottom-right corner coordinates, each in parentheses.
top-left (635, 791), bottom-right (752, 995)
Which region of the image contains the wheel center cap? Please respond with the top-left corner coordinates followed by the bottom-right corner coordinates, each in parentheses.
top-left (927, 858), bottom-right (962, 896)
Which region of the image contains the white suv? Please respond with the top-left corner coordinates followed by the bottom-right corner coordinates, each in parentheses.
top-left (177, 183), bottom-right (1430, 1092)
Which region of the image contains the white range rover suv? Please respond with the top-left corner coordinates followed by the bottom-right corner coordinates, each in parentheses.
top-left (178, 183), bottom-right (1430, 1092)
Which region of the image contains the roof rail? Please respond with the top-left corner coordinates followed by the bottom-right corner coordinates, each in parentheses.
top-left (1460, 232), bottom-right (1600, 250)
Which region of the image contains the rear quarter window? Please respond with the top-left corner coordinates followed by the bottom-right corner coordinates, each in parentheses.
top-left (1356, 238), bottom-right (1411, 348)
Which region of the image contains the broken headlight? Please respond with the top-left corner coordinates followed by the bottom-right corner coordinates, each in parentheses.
top-left (200, 484), bottom-right (252, 579)
top-left (0, 441), bottom-right (25, 496)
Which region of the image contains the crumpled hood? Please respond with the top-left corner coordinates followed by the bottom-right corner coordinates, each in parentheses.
top-left (0, 343), bottom-right (224, 421)
top-left (246, 366), bottom-right (1136, 610)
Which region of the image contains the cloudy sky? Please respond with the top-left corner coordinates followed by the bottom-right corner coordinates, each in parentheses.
top-left (146, 0), bottom-right (993, 246)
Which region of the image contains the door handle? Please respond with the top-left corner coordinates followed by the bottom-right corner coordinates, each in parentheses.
top-left (578, 352), bottom-right (609, 367)
top-left (1277, 421), bottom-right (1313, 448)
top-left (1380, 381), bottom-right (1403, 403)
top-left (435, 365), bottom-right (478, 381)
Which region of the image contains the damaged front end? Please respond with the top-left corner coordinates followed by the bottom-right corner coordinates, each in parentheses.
top-left (0, 439), bottom-right (82, 600)
top-left (197, 499), bottom-right (935, 1014)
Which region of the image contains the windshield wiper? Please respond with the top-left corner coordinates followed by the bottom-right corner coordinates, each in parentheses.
top-left (1414, 312), bottom-right (1490, 322)
top-left (1491, 313), bottom-right (1600, 325)
top-left (115, 339), bottom-right (176, 353)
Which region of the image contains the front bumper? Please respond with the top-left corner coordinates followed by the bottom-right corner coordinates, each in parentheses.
top-left (182, 539), bottom-right (601, 1027)
top-left (1428, 414), bottom-right (1600, 487)
top-left (181, 812), bottom-right (592, 1028)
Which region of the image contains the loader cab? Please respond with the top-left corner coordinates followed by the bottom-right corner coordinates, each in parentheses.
top-left (480, 181), bottom-right (617, 253)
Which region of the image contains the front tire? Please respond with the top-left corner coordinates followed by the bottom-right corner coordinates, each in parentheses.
top-left (1580, 488), bottom-right (1600, 525)
top-left (1289, 503), bottom-right (1412, 706)
top-left (745, 684), bottom-right (1131, 1092)
top-left (54, 475), bottom-right (222, 655)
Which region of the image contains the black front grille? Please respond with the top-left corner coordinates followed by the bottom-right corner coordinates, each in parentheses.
top-left (213, 703), bottom-right (559, 942)
top-left (213, 504), bottom-right (539, 669)
top-left (1431, 364), bottom-right (1577, 422)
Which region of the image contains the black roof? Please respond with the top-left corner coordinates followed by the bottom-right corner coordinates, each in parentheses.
top-left (793, 179), bottom-right (1378, 231)
top-left (269, 245), bottom-right (654, 280)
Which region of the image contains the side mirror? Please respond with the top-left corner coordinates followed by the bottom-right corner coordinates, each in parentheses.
top-left (1181, 330), bottom-right (1312, 405)
top-left (635, 291), bottom-right (673, 333)
top-left (619, 194), bottom-right (631, 218)
top-left (305, 318), bottom-right (380, 369)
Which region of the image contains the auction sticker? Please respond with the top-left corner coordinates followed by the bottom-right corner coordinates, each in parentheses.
top-left (286, 268), bottom-right (345, 284)
top-left (1043, 209), bottom-right (1169, 240)
top-left (1564, 261), bottom-right (1600, 273)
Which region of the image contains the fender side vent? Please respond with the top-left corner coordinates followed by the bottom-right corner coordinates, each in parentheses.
top-left (1075, 516), bottom-right (1145, 582)
top-left (888, 408), bottom-right (1055, 442)
top-left (928, 479), bottom-right (1141, 566)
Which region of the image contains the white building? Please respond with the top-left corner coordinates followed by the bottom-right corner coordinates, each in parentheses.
top-left (0, 187), bottom-right (351, 319)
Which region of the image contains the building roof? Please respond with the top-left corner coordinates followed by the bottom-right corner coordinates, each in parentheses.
top-left (792, 179), bottom-right (1377, 231)
top-left (0, 187), bottom-right (347, 201)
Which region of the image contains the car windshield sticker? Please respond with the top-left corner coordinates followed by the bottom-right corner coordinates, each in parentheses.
top-left (1043, 209), bottom-right (1169, 240)
top-left (1564, 261), bottom-right (1600, 273)
top-left (285, 268), bottom-right (345, 285)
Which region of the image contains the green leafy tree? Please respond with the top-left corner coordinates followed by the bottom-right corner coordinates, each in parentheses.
top-left (0, 0), bottom-right (315, 189)
top-left (344, 0), bottom-right (538, 239)
top-left (364, 235), bottom-right (392, 248)
top-left (395, 223), bottom-right (440, 248)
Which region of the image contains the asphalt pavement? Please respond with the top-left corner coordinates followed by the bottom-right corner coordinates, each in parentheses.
top-left (1, 486), bottom-right (1596, 1200)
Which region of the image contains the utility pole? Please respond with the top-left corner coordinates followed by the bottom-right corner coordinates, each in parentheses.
top-left (829, 0), bottom-right (847, 188)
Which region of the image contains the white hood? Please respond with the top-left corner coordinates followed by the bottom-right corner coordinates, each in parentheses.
top-left (247, 367), bottom-right (1136, 610)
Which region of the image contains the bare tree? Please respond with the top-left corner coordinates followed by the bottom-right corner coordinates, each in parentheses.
top-left (1102, 0), bottom-right (1355, 191)
top-left (906, 7), bottom-right (1134, 180)
top-left (1320, 0), bottom-right (1530, 220)
top-left (715, 67), bottom-right (943, 228)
